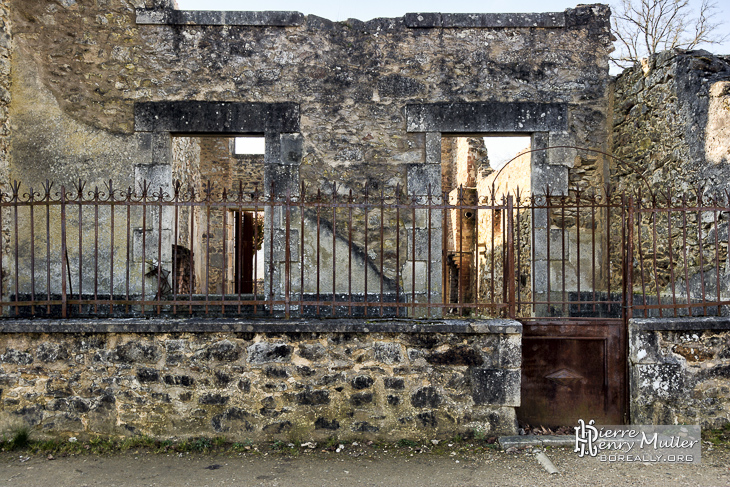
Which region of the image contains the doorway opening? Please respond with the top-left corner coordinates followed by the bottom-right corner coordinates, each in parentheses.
top-left (171, 135), bottom-right (265, 296)
top-left (440, 135), bottom-right (531, 314)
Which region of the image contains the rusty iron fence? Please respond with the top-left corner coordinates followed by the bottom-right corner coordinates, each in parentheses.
top-left (0, 180), bottom-right (728, 320)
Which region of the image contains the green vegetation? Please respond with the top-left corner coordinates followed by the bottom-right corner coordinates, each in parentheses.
top-left (0, 430), bottom-right (504, 457)
top-left (703, 422), bottom-right (730, 448)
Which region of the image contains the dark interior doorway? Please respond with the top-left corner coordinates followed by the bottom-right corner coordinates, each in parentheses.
top-left (234, 211), bottom-right (255, 294)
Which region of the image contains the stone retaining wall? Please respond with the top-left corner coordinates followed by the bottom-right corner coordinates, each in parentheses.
top-left (629, 317), bottom-right (730, 428)
top-left (0, 319), bottom-right (521, 442)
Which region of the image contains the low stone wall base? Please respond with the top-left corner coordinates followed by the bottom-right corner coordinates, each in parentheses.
top-left (0, 319), bottom-right (521, 442)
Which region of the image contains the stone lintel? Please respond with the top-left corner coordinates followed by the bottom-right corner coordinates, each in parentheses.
top-left (0, 318), bottom-right (522, 335)
top-left (136, 9), bottom-right (305, 26)
top-left (406, 102), bottom-right (568, 133)
top-left (134, 101), bottom-right (300, 134)
top-left (405, 12), bottom-right (565, 29)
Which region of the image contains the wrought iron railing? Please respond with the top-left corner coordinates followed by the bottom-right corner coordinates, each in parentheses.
top-left (0, 180), bottom-right (728, 320)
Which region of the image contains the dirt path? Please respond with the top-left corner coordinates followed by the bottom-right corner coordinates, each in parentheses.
top-left (2, 446), bottom-right (729, 487)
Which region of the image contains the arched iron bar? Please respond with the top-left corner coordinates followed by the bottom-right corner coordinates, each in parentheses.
top-left (491, 145), bottom-right (655, 200)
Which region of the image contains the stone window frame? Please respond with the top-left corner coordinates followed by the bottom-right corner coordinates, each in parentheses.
top-left (405, 101), bottom-right (571, 196)
top-left (405, 101), bottom-right (573, 307)
top-left (134, 101), bottom-right (302, 200)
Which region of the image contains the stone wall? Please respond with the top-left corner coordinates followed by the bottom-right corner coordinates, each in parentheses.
top-left (0, 0), bottom-right (10, 297)
top-left (610, 52), bottom-right (730, 306)
top-left (8, 2), bottom-right (612, 194)
top-left (611, 50), bottom-right (730, 195)
top-left (629, 317), bottom-right (730, 428)
top-left (0, 319), bottom-right (521, 441)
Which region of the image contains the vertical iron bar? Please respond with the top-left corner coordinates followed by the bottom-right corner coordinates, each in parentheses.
top-left (715, 205), bottom-right (721, 317)
top-left (575, 192), bottom-right (581, 316)
top-left (667, 192), bottom-right (677, 317)
top-left (427, 185), bottom-right (433, 318)
top-left (141, 193), bottom-right (146, 316)
top-left (591, 195), bottom-right (596, 314)
top-left (269, 183), bottom-right (276, 316)
top-left (626, 196), bottom-right (634, 322)
top-left (507, 195), bottom-right (515, 319)
top-left (316, 189), bottom-right (321, 317)
top-left (61, 188), bottom-right (67, 318)
top-left (365, 185), bottom-right (369, 316)
top-left (515, 193), bottom-right (522, 313)
top-left (411, 197), bottom-right (416, 315)
top-left (395, 187), bottom-right (400, 315)
top-left (29, 191), bottom-right (35, 316)
top-left (109, 183), bottom-right (115, 316)
top-left (530, 198), bottom-right (536, 315)
top-left (561, 196), bottom-right (566, 315)
top-left (78, 189), bottom-right (83, 314)
top-left (285, 189), bottom-right (292, 320)
top-left (348, 189), bottom-right (353, 317)
top-left (46, 189), bottom-right (51, 314)
top-left (125, 193), bottom-right (130, 315)
top-left (157, 191), bottom-right (163, 315)
top-left (606, 190), bottom-right (612, 307)
top-left (173, 188), bottom-right (179, 315)
top-left (331, 184), bottom-right (336, 318)
top-left (636, 195), bottom-right (648, 317)
top-left (222, 194), bottom-right (228, 316)
top-left (189, 195), bottom-right (195, 315)
top-left (301, 184), bottom-right (306, 318)
top-left (379, 188), bottom-right (384, 317)
top-left (681, 195), bottom-right (691, 314)
top-left (205, 189), bottom-right (211, 315)
top-left (442, 190), bottom-right (448, 314)
top-left (546, 194), bottom-right (552, 315)
top-left (651, 197), bottom-right (662, 318)
top-left (94, 191), bottom-right (99, 314)
top-left (458, 186), bottom-right (463, 316)
top-left (697, 199), bottom-right (707, 316)
top-left (253, 185), bottom-right (259, 314)
top-left (12, 189), bottom-right (19, 315)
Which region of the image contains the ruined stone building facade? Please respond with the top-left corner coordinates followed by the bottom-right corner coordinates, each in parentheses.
top-left (1, 0), bottom-right (730, 440)
top-left (0, 0), bottom-right (617, 309)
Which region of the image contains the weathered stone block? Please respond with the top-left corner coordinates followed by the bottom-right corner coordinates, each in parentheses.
top-left (470, 368), bottom-right (520, 406)
top-left (411, 386), bottom-right (442, 408)
top-left (351, 375), bottom-right (374, 390)
top-left (373, 342), bottom-right (404, 364)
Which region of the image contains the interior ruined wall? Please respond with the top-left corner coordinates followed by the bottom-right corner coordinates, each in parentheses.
top-left (610, 51), bottom-right (730, 305)
top-left (611, 50), bottom-right (730, 196)
top-left (476, 150), bottom-right (532, 314)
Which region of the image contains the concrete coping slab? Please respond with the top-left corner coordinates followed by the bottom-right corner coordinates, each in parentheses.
top-left (0, 318), bottom-right (522, 335)
top-left (405, 12), bottom-right (566, 29)
top-left (630, 316), bottom-right (730, 332)
top-left (499, 435), bottom-right (574, 450)
top-left (136, 9), bottom-right (305, 26)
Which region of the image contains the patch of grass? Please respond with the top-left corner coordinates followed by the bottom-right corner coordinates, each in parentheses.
top-left (120, 435), bottom-right (156, 451)
top-left (703, 422), bottom-right (730, 448)
top-left (10, 427), bottom-right (31, 450)
top-left (397, 439), bottom-right (419, 448)
top-left (270, 440), bottom-right (286, 451)
top-left (88, 436), bottom-right (116, 454)
top-left (324, 436), bottom-right (339, 449)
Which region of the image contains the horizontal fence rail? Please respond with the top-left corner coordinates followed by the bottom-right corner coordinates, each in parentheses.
top-left (1, 180), bottom-right (728, 320)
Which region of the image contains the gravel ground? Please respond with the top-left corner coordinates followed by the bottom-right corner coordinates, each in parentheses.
top-left (1, 444), bottom-right (729, 486)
